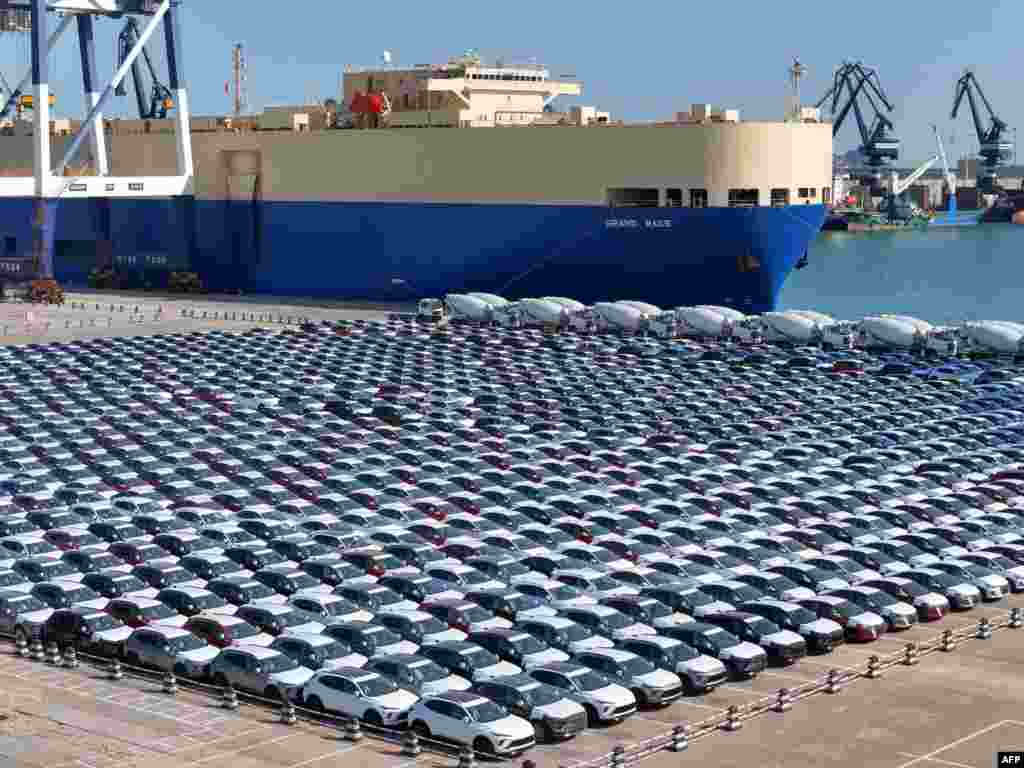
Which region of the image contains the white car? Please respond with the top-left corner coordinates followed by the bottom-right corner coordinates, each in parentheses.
top-left (300, 667), bottom-right (419, 727)
top-left (529, 662), bottom-right (637, 725)
top-left (409, 691), bottom-right (536, 757)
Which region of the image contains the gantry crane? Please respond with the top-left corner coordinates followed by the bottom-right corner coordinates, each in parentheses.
top-left (115, 16), bottom-right (174, 119)
top-left (816, 62), bottom-right (900, 195)
top-left (950, 70), bottom-right (1012, 193)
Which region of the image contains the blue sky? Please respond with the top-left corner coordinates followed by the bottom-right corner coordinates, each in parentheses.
top-left (8, 0), bottom-right (1021, 165)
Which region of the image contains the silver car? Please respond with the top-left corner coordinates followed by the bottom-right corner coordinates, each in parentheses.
top-left (123, 625), bottom-right (221, 678)
top-left (208, 644), bottom-right (315, 701)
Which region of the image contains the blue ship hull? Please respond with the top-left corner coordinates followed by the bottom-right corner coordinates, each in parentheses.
top-left (2, 198), bottom-right (825, 312)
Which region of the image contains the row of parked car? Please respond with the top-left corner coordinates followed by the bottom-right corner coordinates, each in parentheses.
top-left (0, 321), bottom-right (1023, 757)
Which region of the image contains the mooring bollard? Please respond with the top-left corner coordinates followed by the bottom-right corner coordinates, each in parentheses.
top-left (222, 683), bottom-right (238, 710)
top-left (977, 617), bottom-right (992, 639)
top-left (163, 672), bottom-right (177, 695)
top-left (63, 645), bottom-right (79, 669)
top-left (774, 687), bottom-right (792, 712)
top-left (670, 724), bottom-right (689, 752)
top-left (279, 697), bottom-right (296, 725)
top-left (401, 730), bottom-right (421, 757)
top-left (826, 669), bottom-right (842, 694)
top-left (941, 629), bottom-right (956, 652)
top-left (108, 658), bottom-right (123, 681)
top-left (45, 641), bottom-right (60, 665)
top-left (30, 639), bottom-right (44, 662)
top-left (345, 717), bottom-right (363, 742)
top-left (721, 704), bottom-right (742, 731)
top-left (458, 743), bottom-right (477, 768)
top-left (1009, 607), bottom-right (1023, 629)
top-left (15, 634), bottom-right (28, 657)
top-left (904, 643), bottom-right (919, 666)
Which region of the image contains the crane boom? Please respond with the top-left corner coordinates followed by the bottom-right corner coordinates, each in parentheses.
top-left (891, 155), bottom-right (938, 197)
top-left (951, 70), bottom-right (1012, 191)
top-left (115, 17), bottom-right (174, 119)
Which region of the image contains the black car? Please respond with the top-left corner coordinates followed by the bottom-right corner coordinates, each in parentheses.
top-left (464, 588), bottom-right (551, 622)
top-left (416, 640), bottom-right (505, 682)
top-left (42, 607), bottom-right (126, 656)
top-left (206, 575), bottom-right (278, 606)
top-left (738, 599), bottom-right (844, 653)
top-left (471, 674), bottom-right (586, 742)
top-left (660, 621), bottom-right (767, 677)
top-left (80, 569), bottom-right (149, 599)
top-left (703, 610), bottom-right (806, 665)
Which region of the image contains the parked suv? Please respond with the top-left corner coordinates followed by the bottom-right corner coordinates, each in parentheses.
top-left (408, 691), bottom-right (535, 757)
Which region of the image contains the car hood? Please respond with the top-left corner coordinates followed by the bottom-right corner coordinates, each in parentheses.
top-left (535, 698), bottom-right (585, 720)
top-left (270, 666), bottom-right (316, 688)
top-left (485, 714), bottom-right (535, 741)
top-left (610, 622), bottom-right (657, 639)
top-left (949, 583), bottom-right (982, 597)
top-left (552, 596), bottom-right (598, 610)
top-left (421, 674), bottom-right (472, 695)
top-left (517, 605), bottom-right (559, 619)
top-left (722, 641), bottom-right (767, 661)
top-left (799, 618), bottom-right (844, 636)
top-left (727, 564), bottom-right (759, 576)
top-left (475, 660), bottom-right (523, 680)
top-left (760, 629), bottom-right (806, 648)
top-left (377, 640), bottom-right (420, 657)
top-left (848, 568), bottom-right (882, 583)
top-left (369, 689), bottom-right (419, 711)
top-left (819, 576), bottom-right (852, 591)
top-left (653, 613), bottom-right (694, 628)
top-left (691, 572), bottom-right (726, 585)
top-left (634, 668), bottom-right (681, 689)
top-left (94, 626), bottom-right (134, 644)
top-left (522, 648), bottom-right (571, 667)
top-left (692, 600), bottom-right (735, 618)
top-left (471, 616), bottom-right (515, 631)
top-left (568, 635), bottom-right (615, 652)
top-left (848, 611), bottom-right (886, 628)
top-left (589, 683), bottom-right (636, 707)
top-left (239, 632), bottom-right (275, 647)
top-left (154, 616), bottom-right (190, 629)
top-left (322, 652), bottom-right (369, 669)
top-left (910, 554), bottom-right (942, 568)
top-left (978, 574), bottom-right (1009, 588)
top-left (422, 628), bottom-right (468, 645)
top-left (680, 654), bottom-right (728, 676)
top-left (780, 586), bottom-right (816, 601)
top-left (179, 645), bottom-right (221, 664)
top-left (880, 601), bottom-right (917, 618)
top-left (914, 592), bottom-right (949, 609)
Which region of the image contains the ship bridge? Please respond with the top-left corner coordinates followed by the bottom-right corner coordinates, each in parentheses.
top-left (342, 55), bottom-right (584, 128)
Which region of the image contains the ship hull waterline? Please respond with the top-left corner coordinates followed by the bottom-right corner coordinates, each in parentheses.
top-left (0, 198), bottom-right (826, 312)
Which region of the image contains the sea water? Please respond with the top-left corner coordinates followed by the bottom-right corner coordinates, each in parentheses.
top-left (780, 223), bottom-right (1024, 323)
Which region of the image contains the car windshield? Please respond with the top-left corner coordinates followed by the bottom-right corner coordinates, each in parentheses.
top-left (459, 570), bottom-right (490, 586)
top-left (563, 623), bottom-right (595, 642)
top-left (601, 612), bottom-right (632, 630)
top-left (640, 601), bottom-right (672, 619)
top-left (666, 643), bottom-right (698, 663)
top-left (206, 560), bottom-right (240, 576)
top-left (681, 589), bottom-right (713, 607)
top-left (714, 554), bottom-right (744, 568)
top-left (461, 605), bottom-right (492, 623)
top-left (142, 603), bottom-right (178, 619)
top-left (371, 588), bottom-right (405, 607)
top-left (168, 633), bottom-right (207, 653)
top-left (867, 591), bottom-right (898, 607)
top-left (193, 593), bottom-right (228, 610)
top-left (87, 614), bottom-right (122, 631)
top-left (550, 585), bottom-right (581, 601)
top-left (289, 573), bottom-right (320, 590)
top-left (417, 616), bottom-right (450, 635)
top-left (416, 579), bottom-right (452, 597)
top-left (520, 682), bottom-right (562, 707)
top-left (965, 564), bottom-right (993, 577)
top-left (467, 700), bottom-right (507, 723)
top-left (592, 577), bottom-right (622, 592)
top-left (746, 617), bottom-right (779, 634)
top-left (985, 556), bottom-right (1013, 570)
top-left (510, 634), bottom-right (547, 654)
top-left (244, 582), bottom-right (276, 600)
top-left (112, 576), bottom-right (147, 593)
top-left (358, 675), bottom-right (398, 697)
top-left (322, 640), bottom-right (353, 659)
top-left (463, 647), bottom-right (501, 667)
top-left (703, 628), bottom-right (741, 649)
top-left (766, 574), bottom-right (799, 590)
top-left (568, 669), bottom-right (611, 692)
top-left (619, 656), bottom-right (656, 676)
top-left (788, 607), bottom-right (817, 625)
top-left (232, 622), bottom-right (262, 639)
top-left (263, 654), bottom-right (299, 673)
top-left (922, 572), bottom-right (959, 588)
top-left (363, 626), bottom-right (402, 648)
top-left (409, 660), bottom-right (447, 682)
top-left (279, 611), bottom-right (312, 628)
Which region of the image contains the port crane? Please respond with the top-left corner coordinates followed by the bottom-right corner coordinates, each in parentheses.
top-left (816, 61), bottom-right (900, 195)
top-left (950, 70), bottom-right (1012, 192)
top-left (115, 16), bottom-right (174, 119)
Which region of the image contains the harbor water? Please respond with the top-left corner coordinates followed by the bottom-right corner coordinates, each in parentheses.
top-left (780, 223), bottom-right (1024, 323)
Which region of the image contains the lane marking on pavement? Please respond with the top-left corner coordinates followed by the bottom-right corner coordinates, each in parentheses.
top-left (284, 744), bottom-right (360, 768)
top-left (896, 752), bottom-right (980, 768)
top-left (893, 720), bottom-right (1012, 768)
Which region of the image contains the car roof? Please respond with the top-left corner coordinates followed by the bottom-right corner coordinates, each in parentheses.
top-left (230, 644), bottom-right (280, 659)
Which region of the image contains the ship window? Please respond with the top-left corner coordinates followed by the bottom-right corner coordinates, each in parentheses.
top-left (798, 188), bottom-right (812, 198)
top-left (770, 188), bottom-right (790, 207)
top-left (822, 187), bottom-right (832, 203)
top-left (690, 189), bottom-right (708, 208)
top-left (666, 188), bottom-right (683, 207)
top-left (728, 189), bottom-right (759, 208)
top-left (607, 188), bottom-right (660, 208)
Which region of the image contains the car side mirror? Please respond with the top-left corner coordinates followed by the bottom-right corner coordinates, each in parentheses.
top-left (254, 666), bottom-right (262, 674)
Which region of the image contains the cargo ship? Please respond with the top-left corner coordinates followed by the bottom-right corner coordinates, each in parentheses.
top-left (0, 53), bottom-right (832, 312)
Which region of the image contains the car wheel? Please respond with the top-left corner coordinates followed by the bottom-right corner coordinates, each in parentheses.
top-left (583, 704), bottom-right (600, 727)
top-left (363, 711), bottom-right (383, 728)
top-left (538, 720), bottom-right (556, 743)
top-left (633, 689), bottom-right (648, 708)
top-left (14, 627), bottom-right (28, 646)
top-left (305, 695), bottom-right (323, 711)
top-left (472, 737), bottom-right (495, 758)
top-left (411, 721), bottom-right (431, 740)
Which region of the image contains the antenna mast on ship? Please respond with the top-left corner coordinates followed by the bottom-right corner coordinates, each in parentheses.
top-left (0, 0), bottom-right (194, 281)
top-left (232, 43), bottom-right (247, 118)
top-left (787, 57), bottom-right (808, 122)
